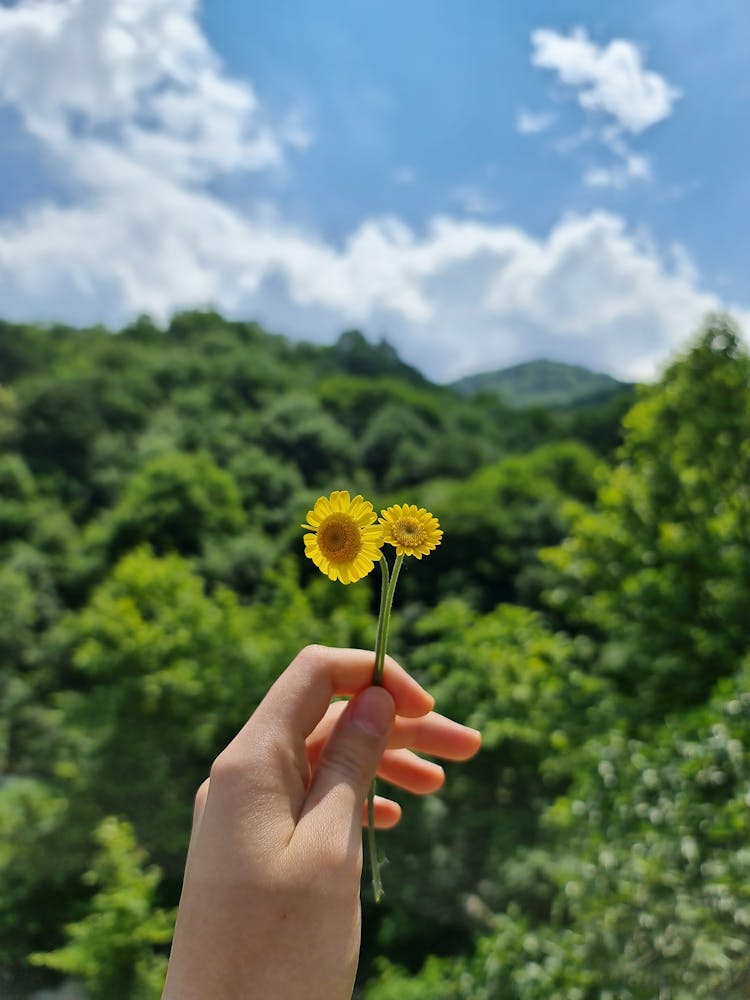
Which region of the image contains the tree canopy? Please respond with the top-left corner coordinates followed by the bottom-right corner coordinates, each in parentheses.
top-left (1, 311), bottom-right (748, 999)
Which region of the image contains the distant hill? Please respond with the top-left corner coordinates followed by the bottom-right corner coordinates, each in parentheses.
top-left (329, 329), bottom-right (427, 384)
top-left (451, 359), bottom-right (628, 409)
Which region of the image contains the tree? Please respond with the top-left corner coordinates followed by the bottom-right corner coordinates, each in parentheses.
top-left (332, 329), bottom-right (426, 383)
top-left (104, 451), bottom-right (244, 559)
top-left (359, 598), bottom-right (602, 984)
top-left (260, 392), bottom-right (357, 484)
top-left (410, 441), bottom-right (599, 610)
top-left (18, 375), bottom-right (103, 490)
top-left (51, 547), bottom-right (277, 877)
top-left (30, 817), bottom-right (174, 1000)
top-left (0, 778), bottom-right (76, 991)
top-left (544, 316), bottom-right (750, 717)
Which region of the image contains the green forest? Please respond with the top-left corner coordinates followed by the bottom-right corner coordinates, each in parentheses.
top-left (1, 310), bottom-right (749, 999)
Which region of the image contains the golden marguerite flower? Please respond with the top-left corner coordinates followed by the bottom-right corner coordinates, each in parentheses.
top-left (379, 504), bottom-right (443, 559)
top-left (302, 490), bottom-right (384, 584)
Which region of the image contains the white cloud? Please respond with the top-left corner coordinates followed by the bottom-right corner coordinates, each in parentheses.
top-left (0, 1), bottom-right (744, 386)
top-left (516, 108), bottom-right (556, 135)
top-left (0, 0), bottom-right (296, 182)
top-left (1, 183), bottom-right (743, 382)
top-left (531, 27), bottom-right (680, 133)
top-left (526, 27), bottom-right (678, 190)
top-left (452, 186), bottom-right (501, 217)
top-left (584, 152), bottom-right (651, 190)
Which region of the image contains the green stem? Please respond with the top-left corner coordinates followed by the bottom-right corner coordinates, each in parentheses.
top-left (366, 778), bottom-right (382, 902)
top-left (367, 553), bottom-right (405, 901)
top-left (372, 555), bottom-right (390, 683)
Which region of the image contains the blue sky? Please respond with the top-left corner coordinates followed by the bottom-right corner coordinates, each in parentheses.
top-left (0, 0), bottom-right (747, 381)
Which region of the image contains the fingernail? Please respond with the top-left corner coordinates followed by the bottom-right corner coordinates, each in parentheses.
top-left (349, 687), bottom-right (395, 738)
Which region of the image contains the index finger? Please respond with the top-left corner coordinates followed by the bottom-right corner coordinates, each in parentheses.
top-left (306, 705), bottom-right (482, 766)
top-left (253, 645), bottom-right (434, 742)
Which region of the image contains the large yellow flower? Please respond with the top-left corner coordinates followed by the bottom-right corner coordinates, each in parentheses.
top-left (302, 490), bottom-right (384, 584)
top-left (379, 503), bottom-right (443, 559)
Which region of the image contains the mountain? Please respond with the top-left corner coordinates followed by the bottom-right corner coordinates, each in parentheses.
top-left (450, 359), bottom-right (628, 409)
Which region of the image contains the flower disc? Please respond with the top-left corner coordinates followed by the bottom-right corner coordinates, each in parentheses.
top-left (379, 504), bottom-right (443, 558)
top-left (302, 490), bottom-right (384, 584)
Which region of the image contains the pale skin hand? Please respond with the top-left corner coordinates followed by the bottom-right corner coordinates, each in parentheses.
top-left (162, 645), bottom-right (481, 1000)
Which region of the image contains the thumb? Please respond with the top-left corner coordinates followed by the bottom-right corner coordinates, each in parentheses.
top-left (300, 686), bottom-right (395, 829)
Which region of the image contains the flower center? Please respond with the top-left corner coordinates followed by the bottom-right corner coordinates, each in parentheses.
top-left (392, 518), bottom-right (426, 547)
top-left (318, 513), bottom-right (362, 564)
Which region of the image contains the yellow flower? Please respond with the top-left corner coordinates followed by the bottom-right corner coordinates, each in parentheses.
top-left (302, 490), bottom-right (384, 584)
top-left (379, 504), bottom-right (443, 559)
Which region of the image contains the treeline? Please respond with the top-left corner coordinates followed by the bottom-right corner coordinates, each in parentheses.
top-left (0, 311), bottom-right (748, 998)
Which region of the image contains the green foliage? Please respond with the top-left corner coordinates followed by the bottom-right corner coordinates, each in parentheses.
top-left (533, 664), bottom-right (750, 997)
top-left (0, 779), bottom-right (74, 978)
top-left (384, 652), bottom-right (750, 999)
top-left (330, 329), bottom-right (426, 383)
top-left (227, 444), bottom-right (305, 524)
top-left (51, 546), bottom-right (282, 874)
top-left (0, 561), bottom-right (39, 771)
top-left (0, 385), bottom-right (19, 447)
top-left (3, 309), bottom-right (749, 999)
top-left (361, 599), bottom-right (602, 979)
top-left (362, 404), bottom-right (438, 487)
top-left (558, 385), bottom-right (636, 455)
top-left (364, 956), bottom-right (463, 1000)
top-left (410, 441), bottom-right (599, 609)
top-left (0, 455), bottom-right (75, 558)
top-left (18, 375), bottom-right (103, 487)
top-left (0, 320), bottom-right (58, 380)
top-left (364, 315), bottom-right (750, 998)
top-left (0, 545), bottom-right (66, 785)
top-left (452, 358), bottom-right (625, 409)
top-left (261, 392), bottom-right (358, 483)
top-left (30, 817), bottom-right (174, 1000)
top-left (104, 451), bottom-right (244, 558)
top-left (317, 374), bottom-right (444, 436)
top-left (544, 315), bottom-right (750, 717)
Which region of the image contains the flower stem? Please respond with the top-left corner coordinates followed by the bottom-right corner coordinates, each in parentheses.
top-left (373, 555), bottom-right (390, 683)
top-left (367, 554), bottom-right (404, 901)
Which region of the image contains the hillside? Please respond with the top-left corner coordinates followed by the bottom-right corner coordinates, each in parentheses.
top-left (451, 358), bottom-right (627, 409)
top-left (2, 311), bottom-right (749, 1000)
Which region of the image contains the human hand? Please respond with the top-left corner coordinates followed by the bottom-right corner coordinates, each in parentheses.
top-left (162, 645), bottom-right (481, 1000)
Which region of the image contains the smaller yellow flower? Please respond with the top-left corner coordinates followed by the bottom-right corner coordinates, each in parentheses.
top-left (302, 490), bottom-right (384, 584)
top-left (379, 503), bottom-right (443, 559)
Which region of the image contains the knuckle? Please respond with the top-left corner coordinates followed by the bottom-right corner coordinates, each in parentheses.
top-left (299, 643), bottom-right (329, 664)
top-left (208, 750), bottom-right (246, 788)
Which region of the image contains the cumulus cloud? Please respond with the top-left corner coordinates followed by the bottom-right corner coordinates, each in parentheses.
top-left (1, 184), bottom-right (741, 382)
top-left (0, 0), bottom-right (743, 384)
top-left (584, 152), bottom-right (651, 190)
top-left (0, 0), bottom-right (294, 181)
top-left (526, 27), bottom-right (679, 190)
top-left (531, 27), bottom-right (680, 133)
top-left (516, 108), bottom-right (556, 135)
